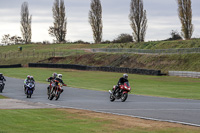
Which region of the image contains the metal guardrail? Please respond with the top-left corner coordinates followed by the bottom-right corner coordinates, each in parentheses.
top-left (91, 48), bottom-right (200, 54)
top-left (0, 50), bottom-right (83, 59)
top-left (0, 64), bottom-right (22, 68)
top-left (169, 71), bottom-right (200, 78)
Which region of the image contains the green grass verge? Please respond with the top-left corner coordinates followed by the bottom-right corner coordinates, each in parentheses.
top-left (0, 95), bottom-right (8, 99)
top-left (0, 109), bottom-right (199, 133)
top-left (1, 68), bottom-right (200, 99)
top-left (107, 39), bottom-right (200, 49)
top-left (0, 109), bottom-right (108, 133)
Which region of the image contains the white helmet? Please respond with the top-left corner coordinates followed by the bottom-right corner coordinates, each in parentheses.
top-left (123, 73), bottom-right (128, 79)
top-left (57, 74), bottom-right (62, 79)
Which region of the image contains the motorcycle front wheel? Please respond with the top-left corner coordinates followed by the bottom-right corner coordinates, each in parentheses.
top-left (55, 91), bottom-right (61, 100)
top-left (49, 93), bottom-right (55, 100)
top-left (110, 94), bottom-right (115, 102)
top-left (26, 94), bottom-right (31, 98)
top-left (121, 93), bottom-right (128, 102)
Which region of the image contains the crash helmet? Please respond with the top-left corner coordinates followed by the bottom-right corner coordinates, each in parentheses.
top-left (57, 74), bottom-right (62, 79)
top-left (27, 75), bottom-right (30, 79)
top-left (52, 72), bottom-right (57, 78)
top-left (30, 76), bottom-right (34, 80)
top-left (123, 73), bottom-right (128, 79)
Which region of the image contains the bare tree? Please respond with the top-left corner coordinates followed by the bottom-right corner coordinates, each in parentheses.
top-left (10, 35), bottom-right (23, 44)
top-left (89, 0), bottom-right (103, 44)
top-left (49, 0), bottom-right (67, 43)
top-left (177, 0), bottom-right (193, 39)
top-left (20, 2), bottom-right (32, 44)
top-left (129, 0), bottom-right (147, 42)
top-left (1, 34), bottom-right (10, 45)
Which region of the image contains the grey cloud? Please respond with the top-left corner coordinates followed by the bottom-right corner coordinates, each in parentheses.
top-left (0, 0), bottom-right (199, 42)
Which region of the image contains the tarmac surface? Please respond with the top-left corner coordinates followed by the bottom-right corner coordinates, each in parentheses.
top-left (1, 77), bottom-right (200, 126)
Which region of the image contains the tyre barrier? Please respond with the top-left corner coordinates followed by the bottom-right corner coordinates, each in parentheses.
top-left (0, 64), bottom-right (22, 68)
top-left (29, 63), bottom-right (162, 76)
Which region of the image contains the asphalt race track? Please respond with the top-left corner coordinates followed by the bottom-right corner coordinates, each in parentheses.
top-left (2, 77), bottom-right (200, 126)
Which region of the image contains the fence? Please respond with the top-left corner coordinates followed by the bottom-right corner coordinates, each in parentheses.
top-left (91, 47), bottom-right (200, 55)
top-left (29, 63), bottom-right (163, 76)
top-left (0, 50), bottom-right (83, 59)
top-left (169, 71), bottom-right (200, 78)
top-left (0, 64), bottom-right (22, 68)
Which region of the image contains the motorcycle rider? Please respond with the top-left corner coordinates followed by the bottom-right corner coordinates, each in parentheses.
top-left (30, 76), bottom-right (35, 91)
top-left (30, 76), bottom-right (35, 83)
top-left (52, 74), bottom-right (67, 93)
top-left (47, 73), bottom-right (57, 97)
top-left (113, 73), bottom-right (129, 94)
top-left (0, 73), bottom-right (6, 86)
top-left (24, 75), bottom-right (31, 94)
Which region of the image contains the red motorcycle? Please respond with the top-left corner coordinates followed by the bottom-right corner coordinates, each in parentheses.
top-left (49, 82), bottom-right (64, 100)
top-left (109, 82), bottom-right (131, 102)
top-left (47, 79), bottom-right (54, 99)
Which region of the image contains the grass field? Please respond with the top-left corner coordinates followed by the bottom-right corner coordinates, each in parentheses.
top-left (1, 67), bottom-right (200, 99)
top-left (0, 108), bottom-right (199, 133)
top-left (0, 43), bottom-right (107, 54)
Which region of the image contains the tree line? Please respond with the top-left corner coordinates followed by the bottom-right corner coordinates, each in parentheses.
top-left (1, 0), bottom-right (195, 45)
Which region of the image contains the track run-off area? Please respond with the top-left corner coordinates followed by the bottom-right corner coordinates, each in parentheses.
top-left (1, 77), bottom-right (200, 127)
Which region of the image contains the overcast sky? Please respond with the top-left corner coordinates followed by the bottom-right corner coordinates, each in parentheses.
top-left (0, 0), bottom-right (200, 43)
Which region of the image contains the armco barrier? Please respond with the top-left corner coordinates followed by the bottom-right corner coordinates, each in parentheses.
top-left (29, 63), bottom-right (162, 76)
top-left (0, 64), bottom-right (22, 68)
top-left (169, 71), bottom-right (200, 78)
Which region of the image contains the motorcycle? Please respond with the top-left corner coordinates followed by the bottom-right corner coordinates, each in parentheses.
top-left (49, 82), bottom-right (63, 100)
top-left (47, 79), bottom-right (54, 99)
top-left (109, 82), bottom-right (131, 102)
top-left (25, 82), bottom-right (35, 98)
top-left (0, 82), bottom-right (5, 93)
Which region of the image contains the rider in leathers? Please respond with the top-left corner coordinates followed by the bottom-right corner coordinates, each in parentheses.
top-left (24, 75), bottom-right (35, 94)
top-left (51, 74), bottom-right (67, 93)
top-left (113, 74), bottom-right (129, 94)
top-left (0, 73), bottom-right (6, 87)
top-left (24, 75), bottom-right (31, 94)
top-left (47, 73), bottom-right (57, 96)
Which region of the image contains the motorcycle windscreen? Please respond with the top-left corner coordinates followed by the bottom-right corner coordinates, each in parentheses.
top-left (124, 82), bottom-right (130, 87)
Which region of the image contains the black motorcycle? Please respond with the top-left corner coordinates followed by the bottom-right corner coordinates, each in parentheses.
top-left (0, 82), bottom-right (5, 93)
top-left (0, 74), bottom-right (6, 93)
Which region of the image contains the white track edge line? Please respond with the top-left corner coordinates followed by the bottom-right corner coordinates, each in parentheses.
top-left (49, 104), bottom-right (200, 127)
